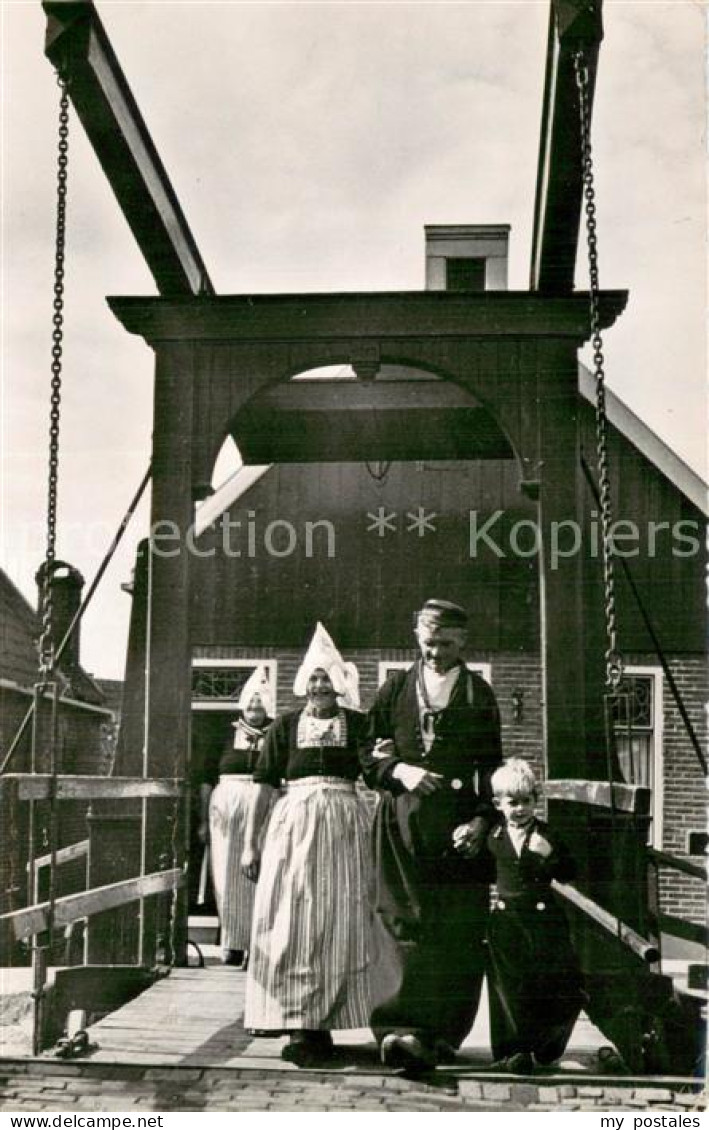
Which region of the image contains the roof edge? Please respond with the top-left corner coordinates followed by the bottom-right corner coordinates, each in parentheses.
top-left (578, 365), bottom-right (708, 517)
top-left (194, 465), bottom-right (273, 537)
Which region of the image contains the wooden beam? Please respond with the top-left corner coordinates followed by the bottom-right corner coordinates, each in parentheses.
top-left (108, 290), bottom-right (628, 345)
top-left (647, 848), bottom-right (707, 882)
top-left (552, 881), bottom-right (659, 964)
top-left (142, 344), bottom-right (195, 966)
top-left (258, 380), bottom-right (481, 412)
top-left (544, 778), bottom-right (652, 816)
top-left (43, 1), bottom-right (213, 297)
top-left (657, 912), bottom-right (709, 949)
top-left (530, 0), bottom-right (603, 293)
top-left (2, 774), bottom-right (183, 801)
top-left (31, 838), bottom-right (89, 873)
top-left (235, 406), bottom-right (512, 463)
top-left (0, 677), bottom-right (113, 716)
top-left (2, 868), bottom-right (183, 941)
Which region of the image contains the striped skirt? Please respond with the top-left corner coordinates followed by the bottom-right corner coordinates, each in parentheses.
top-left (244, 777), bottom-right (373, 1031)
top-left (209, 775), bottom-right (270, 952)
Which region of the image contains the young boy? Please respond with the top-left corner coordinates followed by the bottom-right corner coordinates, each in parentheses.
top-left (486, 758), bottom-right (585, 1073)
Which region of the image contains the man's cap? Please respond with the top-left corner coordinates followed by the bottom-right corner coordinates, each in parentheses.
top-left (416, 599), bottom-right (468, 628)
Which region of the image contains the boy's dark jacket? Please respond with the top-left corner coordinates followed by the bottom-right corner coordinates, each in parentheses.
top-left (487, 818), bottom-right (577, 898)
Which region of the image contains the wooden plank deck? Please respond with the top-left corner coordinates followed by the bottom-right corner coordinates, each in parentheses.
top-left (83, 963), bottom-right (610, 1075)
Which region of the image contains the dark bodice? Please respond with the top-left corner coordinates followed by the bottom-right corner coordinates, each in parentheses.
top-left (253, 707), bottom-right (367, 788)
top-left (193, 711), bottom-right (269, 787)
top-left (218, 725), bottom-right (267, 776)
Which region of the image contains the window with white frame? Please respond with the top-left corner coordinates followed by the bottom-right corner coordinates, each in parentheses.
top-left (378, 660), bottom-right (492, 686)
top-left (191, 658), bottom-right (277, 713)
top-left (611, 666), bottom-right (663, 847)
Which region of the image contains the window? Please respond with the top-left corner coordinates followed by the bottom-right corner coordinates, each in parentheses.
top-left (611, 666), bottom-right (663, 846)
top-left (687, 832), bottom-right (709, 857)
top-left (191, 658), bottom-right (277, 713)
top-left (378, 660), bottom-right (492, 686)
top-left (446, 257), bottom-right (486, 292)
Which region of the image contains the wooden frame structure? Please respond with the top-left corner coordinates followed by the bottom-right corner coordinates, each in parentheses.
top-left (2, 0), bottom-right (702, 1070)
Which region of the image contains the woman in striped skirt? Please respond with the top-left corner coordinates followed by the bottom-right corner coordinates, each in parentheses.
top-left (241, 624), bottom-right (372, 1066)
top-left (206, 667), bottom-right (274, 968)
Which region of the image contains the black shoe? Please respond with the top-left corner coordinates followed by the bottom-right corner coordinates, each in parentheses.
top-left (222, 949), bottom-right (244, 966)
top-left (434, 1039), bottom-right (459, 1064)
top-left (281, 1031), bottom-right (334, 1066)
top-left (597, 1046), bottom-right (627, 1074)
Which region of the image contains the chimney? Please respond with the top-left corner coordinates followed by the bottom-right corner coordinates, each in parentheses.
top-left (425, 224), bottom-right (510, 291)
top-left (35, 560), bottom-right (85, 669)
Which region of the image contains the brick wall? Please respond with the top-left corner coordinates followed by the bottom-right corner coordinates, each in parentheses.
top-left (658, 656), bottom-right (707, 926)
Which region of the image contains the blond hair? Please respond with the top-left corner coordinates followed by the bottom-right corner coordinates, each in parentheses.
top-left (491, 758), bottom-right (538, 798)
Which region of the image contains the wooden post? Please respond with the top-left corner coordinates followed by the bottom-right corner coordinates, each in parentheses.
top-left (536, 341), bottom-right (605, 782)
top-left (535, 340), bottom-right (609, 970)
top-left (534, 341), bottom-right (668, 1069)
top-left (140, 342), bottom-right (195, 965)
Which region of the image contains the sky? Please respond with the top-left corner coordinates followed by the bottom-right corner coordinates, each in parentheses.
top-left (1, 0), bottom-right (706, 680)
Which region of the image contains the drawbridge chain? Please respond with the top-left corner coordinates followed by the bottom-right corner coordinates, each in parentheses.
top-left (38, 76), bottom-right (70, 679)
top-left (26, 74), bottom-right (71, 1058)
top-left (575, 47), bottom-right (631, 965)
top-left (574, 49), bottom-right (623, 694)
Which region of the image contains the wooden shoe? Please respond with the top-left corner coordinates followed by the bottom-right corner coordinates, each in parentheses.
top-left (504, 1051), bottom-right (535, 1074)
top-left (381, 1033), bottom-right (436, 1073)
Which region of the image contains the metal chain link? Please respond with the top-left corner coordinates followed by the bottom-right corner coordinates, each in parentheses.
top-left (574, 50), bottom-right (623, 692)
top-left (38, 77), bottom-right (70, 679)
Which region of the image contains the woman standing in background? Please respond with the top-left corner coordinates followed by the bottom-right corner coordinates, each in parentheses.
top-left (201, 666), bottom-right (274, 968)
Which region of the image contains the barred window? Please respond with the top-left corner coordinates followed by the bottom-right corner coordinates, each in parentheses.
top-left (612, 670), bottom-right (663, 846)
top-left (191, 666), bottom-right (255, 702)
top-left (611, 674), bottom-right (653, 731)
top-left (612, 674), bottom-right (654, 787)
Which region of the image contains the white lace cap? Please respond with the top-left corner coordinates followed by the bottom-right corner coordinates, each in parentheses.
top-left (238, 664), bottom-right (274, 717)
top-left (292, 622), bottom-right (360, 709)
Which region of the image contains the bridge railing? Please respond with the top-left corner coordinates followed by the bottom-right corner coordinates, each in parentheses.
top-left (646, 847), bottom-right (708, 957)
top-left (0, 774), bottom-right (184, 948)
top-left (0, 771), bottom-right (186, 1053)
top-left (545, 778), bottom-right (708, 965)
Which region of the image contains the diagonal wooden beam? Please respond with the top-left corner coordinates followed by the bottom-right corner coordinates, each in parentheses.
top-left (530, 0), bottom-right (603, 293)
top-left (43, 0), bottom-right (214, 297)
top-left (553, 880), bottom-right (659, 964)
top-left (1, 868), bottom-right (183, 940)
top-left (31, 837), bottom-right (89, 873)
top-left (647, 848), bottom-right (707, 883)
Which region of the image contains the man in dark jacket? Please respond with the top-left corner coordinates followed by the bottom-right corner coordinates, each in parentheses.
top-left (361, 599), bottom-right (502, 1072)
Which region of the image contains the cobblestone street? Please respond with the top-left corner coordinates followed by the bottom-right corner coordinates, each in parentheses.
top-left (0, 1060), bottom-right (706, 1113)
